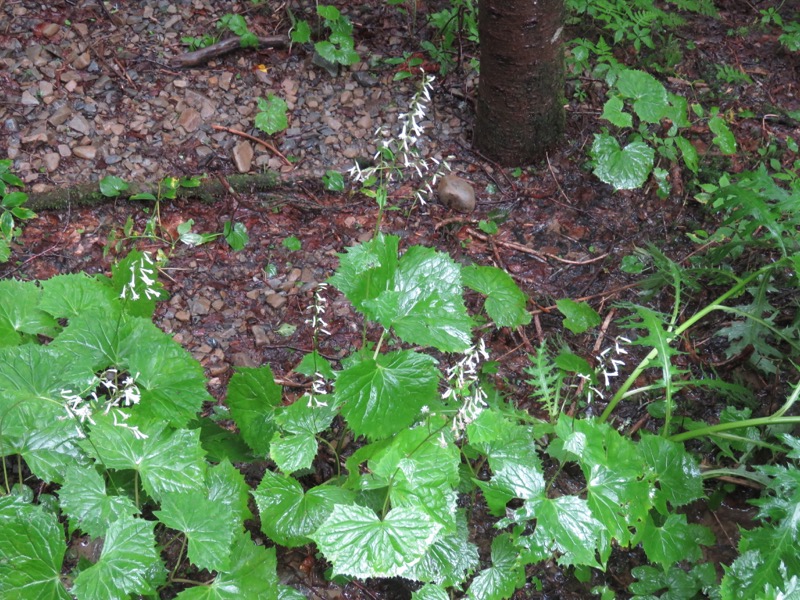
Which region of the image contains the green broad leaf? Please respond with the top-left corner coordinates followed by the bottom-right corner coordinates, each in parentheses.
top-left (526, 495), bottom-right (607, 568)
top-left (405, 511), bottom-right (479, 587)
top-left (311, 505), bottom-right (442, 579)
top-left (282, 236), bottom-right (302, 251)
top-left (84, 417), bottom-right (206, 502)
top-left (329, 233), bottom-right (399, 313)
top-left (255, 95), bottom-right (289, 135)
top-left (239, 31), bottom-right (258, 48)
top-left (639, 434), bottom-right (704, 513)
top-left (39, 273), bottom-right (117, 319)
top-left (227, 366), bottom-right (282, 456)
top-left (99, 175), bottom-right (129, 198)
top-left (335, 350), bottom-right (439, 441)
top-left (223, 221), bottom-right (249, 251)
top-left (155, 490), bottom-right (235, 572)
top-left (193, 417), bottom-right (254, 463)
top-left (59, 465), bottom-right (138, 538)
top-left (601, 96), bottom-right (633, 128)
top-left (110, 250), bottom-right (166, 318)
top-left (554, 350), bottom-right (593, 376)
top-left (294, 350), bottom-right (335, 380)
top-left (322, 170), bottom-right (345, 192)
top-left (556, 299), bottom-right (601, 334)
top-left (0, 238), bottom-right (10, 263)
top-left (413, 585), bottom-right (450, 600)
top-left (631, 563), bottom-right (716, 598)
top-left (315, 40), bottom-right (339, 64)
top-left (639, 513), bottom-right (714, 569)
top-left (591, 134), bottom-right (655, 190)
top-left (363, 245), bottom-right (472, 352)
top-left (2, 191), bottom-right (28, 208)
top-left (467, 534), bottom-right (525, 600)
top-left (206, 459), bottom-right (252, 530)
top-left (614, 69), bottom-right (670, 123)
top-left (462, 265), bottom-right (531, 328)
top-left (15, 418), bottom-right (91, 484)
top-left (708, 116), bottom-right (737, 154)
top-left (275, 395), bottom-right (339, 436)
top-left (317, 5), bottom-right (340, 20)
top-left (0, 279), bottom-right (59, 340)
top-left (71, 514), bottom-right (164, 599)
top-left (476, 460), bottom-right (546, 516)
top-left (175, 532), bottom-right (278, 600)
top-left (722, 549), bottom-right (799, 598)
top-left (290, 20), bottom-right (311, 44)
top-left (585, 462), bottom-right (651, 548)
top-left (270, 432), bottom-right (318, 473)
top-left (278, 585), bottom-right (306, 600)
top-left (252, 470), bottom-right (355, 547)
top-left (675, 136), bottom-right (699, 174)
top-left (0, 496), bottom-right (71, 600)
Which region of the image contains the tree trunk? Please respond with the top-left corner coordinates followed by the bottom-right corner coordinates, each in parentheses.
top-left (474, 0), bottom-right (565, 166)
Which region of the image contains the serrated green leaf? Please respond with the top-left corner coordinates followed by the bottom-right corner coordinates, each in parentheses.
top-left (675, 136), bottom-right (699, 174)
top-left (317, 5), bottom-right (340, 20)
top-left (526, 495), bottom-right (607, 567)
top-left (640, 513), bottom-right (714, 569)
top-left (59, 465), bottom-right (138, 538)
top-left (591, 134), bottom-right (655, 190)
top-left (639, 434), bottom-right (704, 512)
top-left (193, 417), bottom-right (254, 463)
top-left (155, 490), bottom-right (235, 572)
top-left (71, 514), bottom-right (163, 599)
top-left (311, 505), bottom-right (442, 578)
top-left (252, 470), bottom-right (355, 547)
top-left (614, 69), bottom-right (670, 123)
top-left (294, 351), bottom-right (335, 379)
top-left (336, 350), bottom-right (439, 441)
top-left (99, 176), bottom-right (129, 198)
top-left (84, 417), bottom-right (206, 502)
top-left (206, 459), bottom-right (252, 530)
top-left (227, 366), bottom-right (282, 456)
top-left (0, 496), bottom-right (70, 600)
top-left (175, 532), bottom-right (278, 600)
top-left (255, 95), bottom-right (288, 135)
top-left (601, 96), bottom-right (633, 128)
top-left (0, 279), bottom-right (59, 341)
top-left (291, 20), bottom-right (311, 44)
top-left (413, 584), bottom-right (450, 600)
top-left (462, 265), bottom-right (531, 328)
top-left (39, 273), bottom-right (117, 319)
top-left (329, 233), bottom-right (399, 312)
top-left (556, 299), bottom-right (601, 334)
top-left (270, 431), bottom-right (318, 473)
top-left (405, 510), bottom-right (478, 587)
top-left (363, 245), bottom-right (472, 352)
top-left (16, 418), bottom-right (91, 484)
top-left (709, 116), bottom-right (737, 154)
top-left (467, 534), bottom-right (525, 600)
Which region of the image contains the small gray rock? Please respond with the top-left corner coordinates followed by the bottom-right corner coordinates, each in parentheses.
top-left (437, 173), bottom-right (476, 213)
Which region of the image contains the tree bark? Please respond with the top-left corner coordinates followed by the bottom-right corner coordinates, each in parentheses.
top-left (474, 0), bottom-right (565, 166)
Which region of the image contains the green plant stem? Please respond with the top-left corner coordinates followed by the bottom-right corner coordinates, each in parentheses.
top-left (670, 416), bottom-right (800, 443)
top-left (16, 454), bottom-right (22, 488)
top-left (319, 436), bottom-right (341, 479)
top-left (599, 261), bottom-right (787, 423)
top-left (1, 457), bottom-right (8, 495)
top-left (169, 535), bottom-right (188, 583)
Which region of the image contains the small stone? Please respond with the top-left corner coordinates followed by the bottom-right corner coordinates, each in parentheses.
top-left (48, 104), bottom-right (72, 125)
top-left (353, 71), bottom-right (379, 87)
top-left (41, 23), bottom-right (60, 38)
top-left (174, 79), bottom-right (188, 88)
top-left (189, 296), bottom-right (211, 316)
top-left (58, 144), bottom-right (72, 157)
top-left (43, 152), bottom-right (60, 171)
top-left (20, 90), bottom-right (40, 106)
top-left (178, 107), bottom-right (202, 132)
top-left (175, 310), bottom-right (191, 322)
top-left (343, 147), bottom-right (359, 159)
top-left (233, 140), bottom-right (253, 173)
top-left (438, 173), bottom-right (476, 213)
top-left (72, 51), bottom-right (91, 70)
top-left (245, 288), bottom-right (261, 300)
top-left (266, 293), bottom-right (286, 309)
top-left (231, 352), bottom-right (260, 368)
top-left (68, 114), bottom-right (92, 135)
top-left (72, 145), bottom-right (96, 160)
top-left (252, 325), bottom-right (269, 347)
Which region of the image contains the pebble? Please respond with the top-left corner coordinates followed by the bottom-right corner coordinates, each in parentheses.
top-left (251, 325), bottom-right (269, 347)
top-left (72, 145), bottom-right (97, 160)
top-left (266, 293), bottom-right (286, 309)
top-left (438, 173), bottom-right (476, 213)
top-left (233, 140), bottom-right (254, 173)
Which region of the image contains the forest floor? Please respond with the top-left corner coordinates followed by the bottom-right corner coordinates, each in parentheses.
top-left (1, 0), bottom-right (799, 598)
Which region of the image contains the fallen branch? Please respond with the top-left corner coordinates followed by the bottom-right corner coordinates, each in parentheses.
top-left (211, 124), bottom-right (292, 166)
top-left (168, 35), bottom-right (288, 68)
top-left (24, 172), bottom-right (281, 211)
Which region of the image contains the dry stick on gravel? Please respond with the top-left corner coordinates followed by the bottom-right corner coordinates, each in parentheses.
top-left (211, 124), bottom-right (292, 167)
top-left (168, 35), bottom-right (289, 68)
top-left (465, 226), bottom-right (609, 265)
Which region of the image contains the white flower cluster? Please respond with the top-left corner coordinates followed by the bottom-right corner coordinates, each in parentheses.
top-left (348, 70), bottom-right (451, 206)
top-left (305, 283), bottom-right (330, 408)
top-left (579, 336), bottom-right (631, 404)
top-left (444, 339), bottom-right (490, 437)
top-left (60, 368), bottom-right (147, 439)
top-left (120, 251), bottom-right (160, 301)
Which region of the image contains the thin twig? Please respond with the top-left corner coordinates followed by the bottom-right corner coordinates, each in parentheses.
top-left (466, 226), bottom-right (609, 265)
top-left (211, 124), bottom-right (292, 166)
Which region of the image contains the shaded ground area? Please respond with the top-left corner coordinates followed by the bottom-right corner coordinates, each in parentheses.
top-left (1, 0), bottom-right (799, 598)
